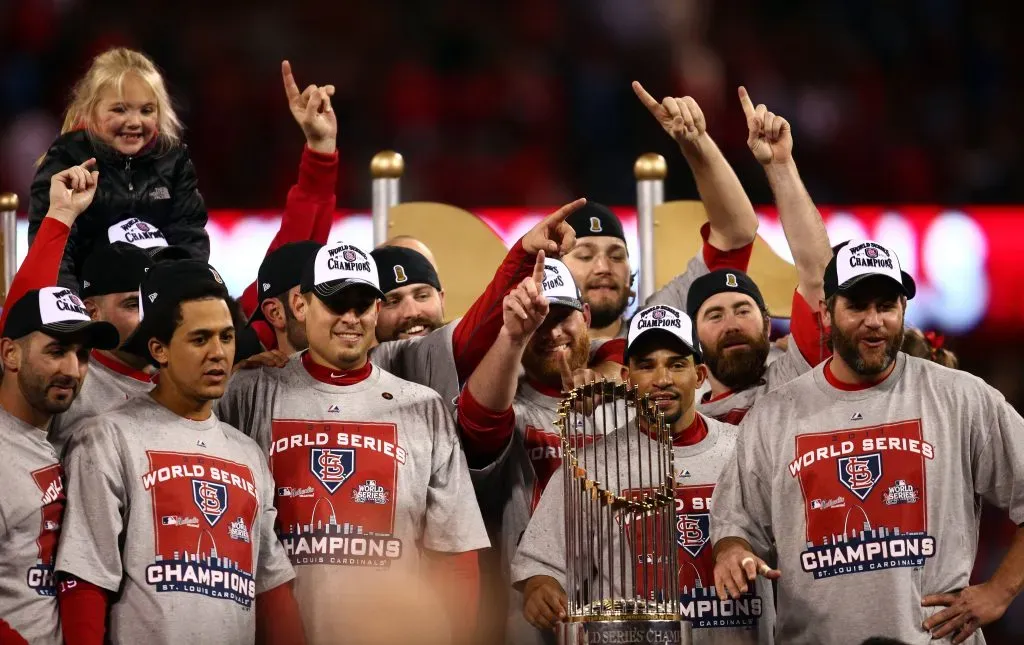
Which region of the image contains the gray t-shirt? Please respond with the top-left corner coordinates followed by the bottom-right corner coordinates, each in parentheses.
top-left (0, 409), bottom-right (64, 645)
top-left (369, 321), bottom-right (460, 415)
top-left (512, 415), bottom-right (775, 645)
top-left (56, 395), bottom-right (295, 645)
top-left (711, 354), bottom-right (1024, 645)
top-left (646, 254), bottom-right (710, 312)
top-left (48, 352), bottom-right (155, 454)
top-left (215, 354), bottom-right (489, 640)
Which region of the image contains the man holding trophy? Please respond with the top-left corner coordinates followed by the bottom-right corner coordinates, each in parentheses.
top-left (512, 303), bottom-right (776, 645)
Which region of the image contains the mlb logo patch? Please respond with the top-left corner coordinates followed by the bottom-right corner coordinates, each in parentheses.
top-left (310, 448), bottom-right (354, 494)
top-left (837, 453), bottom-right (882, 501)
top-left (676, 513), bottom-right (710, 558)
top-left (192, 480), bottom-right (228, 526)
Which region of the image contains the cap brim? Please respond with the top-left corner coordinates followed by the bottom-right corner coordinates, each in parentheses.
top-left (625, 328), bottom-right (701, 364)
top-left (838, 271), bottom-right (916, 300)
top-left (313, 279), bottom-right (385, 301)
top-left (547, 296), bottom-right (584, 312)
top-left (41, 320), bottom-right (120, 350)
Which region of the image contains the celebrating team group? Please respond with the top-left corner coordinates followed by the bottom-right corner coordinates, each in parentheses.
top-left (1, 47), bottom-right (1022, 645)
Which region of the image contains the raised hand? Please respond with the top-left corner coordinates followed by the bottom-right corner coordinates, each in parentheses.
top-left (47, 158), bottom-right (99, 227)
top-left (738, 86), bottom-right (792, 166)
top-left (502, 252), bottom-right (550, 345)
top-left (633, 81), bottom-right (707, 146)
top-left (282, 60), bottom-right (337, 154)
top-left (522, 198), bottom-right (586, 257)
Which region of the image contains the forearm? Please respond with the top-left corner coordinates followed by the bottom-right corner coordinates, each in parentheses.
top-left (986, 526), bottom-right (1024, 602)
top-left (465, 327), bottom-right (527, 411)
top-left (764, 160), bottom-right (830, 302)
top-left (679, 134), bottom-right (758, 250)
top-left (1, 216), bottom-right (70, 328)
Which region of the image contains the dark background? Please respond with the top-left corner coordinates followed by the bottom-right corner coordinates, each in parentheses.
top-left (2, 1), bottom-right (1022, 640)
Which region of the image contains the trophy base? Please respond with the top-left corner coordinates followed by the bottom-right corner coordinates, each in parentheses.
top-left (557, 619), bottom-right (687, 645)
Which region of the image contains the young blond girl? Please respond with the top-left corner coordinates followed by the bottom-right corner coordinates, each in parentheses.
top-left (29, 48), bottom-right (208, 290)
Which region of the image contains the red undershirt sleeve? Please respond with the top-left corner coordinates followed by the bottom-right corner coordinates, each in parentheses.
top-left (0, 217), bottom-right (70, 331)
top-left (789, 288), bottom-right (831, 366)
top-left (57, 576), bottom-right (109, 645)
top-left (457, 385), bottom-right (516, 462)
top-left (700, 222), bottom-right (754, 273)
top-left (451, 238), bottom-right (534, 383)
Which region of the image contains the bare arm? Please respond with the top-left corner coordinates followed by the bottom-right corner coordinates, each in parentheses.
top-left (739, 87), bottom-right (831, 304)
top-left (633, 82), bottom-right (758, 250)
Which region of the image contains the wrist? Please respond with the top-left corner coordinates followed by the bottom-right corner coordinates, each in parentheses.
top-left (306, 138), bottom-right (337, 155)
top-left (678, 133), bottom-right (713, 163)
top-left (763, 157), bottom-right (798, 178)
top-left (45, 208), bottom-right (78, 227)
top-left (499, 325), bottom-right (531, 350)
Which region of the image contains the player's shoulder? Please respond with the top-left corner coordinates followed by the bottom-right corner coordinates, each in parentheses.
top-left (747, 365), bottom-right (819, 416)
top-left (703, 413), bottom-right (737, 442)
top-left (64, 396), bottom-right (142, 451)
top-left (214, 417), bottom-right (268, 464)
top-left (902, 355), bottom-right (998, 400)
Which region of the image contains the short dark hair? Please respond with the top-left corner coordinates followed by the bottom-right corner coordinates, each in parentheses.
top-left (147, 283), bottom-right (233, 348)
top-left (859, 638), bottom-right (911, 645)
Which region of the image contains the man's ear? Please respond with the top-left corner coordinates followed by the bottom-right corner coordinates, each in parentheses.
top-left (620, 365), bottom-right (629, 384)
top-left (147, 338), bottom-right (168, 368)
top-left (695, 362), bottom-right (708, 389)
top-left (819, 299), bottom-right (832, 329)
top-left (290, 290), bottom-right (307, 324)
top-left (582, 303), bottom-right (592, 327)
top-left (84, 298), bottom-right (99, 320)
top-left (261, 298), bottom-right (286, 332)
top-left (1, 337), bottom-right (22, 373)
top-left (438, 289), bottom-right (446, 313)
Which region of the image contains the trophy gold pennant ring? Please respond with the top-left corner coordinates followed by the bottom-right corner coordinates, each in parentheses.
top-left (556, 380), bottom-right (687, 645)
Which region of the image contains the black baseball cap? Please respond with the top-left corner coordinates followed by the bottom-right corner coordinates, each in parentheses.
top-left (371, 246), bottom-right (442, 295)
top-left (824, 240), bottom-right (916, 300)
top-left (300, 241), bottom-right (385, 304)
top-left (565, 202), bottom-right (626, 242)
top-left (686, 269), bottom-right (767, 322)
top-left (249, 241), bottom-right (322, 324)
top-left (80, 242), bottom-right (154, 299)
top-left (121, 260), bottom-right (231, 365)
top-left (2, 287), bottom-right (119, 349)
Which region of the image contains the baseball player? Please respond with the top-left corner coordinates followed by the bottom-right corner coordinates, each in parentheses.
top-left (633, 87), bottom-right (833, 424)
top-left (458, 253), bottom-right (617, 641)
top-left (710, 240), bottom-right (1024, 644)
top-left (46, 242), bottom-right (158, 452)
top-left (382, 235), bottom-right (439, 269)
top-left (512, 304), bottom-right (775, 645)
top-left (238, 61), bottom-right (339, 352)
top-left (371, 245), bottom-right (445, 342)
top-left (0, 162), bottom-right (120, 645)
top-left (55, 260), bottom-right (303, 645)
top-left (215, 241), bottom-right (489, 645)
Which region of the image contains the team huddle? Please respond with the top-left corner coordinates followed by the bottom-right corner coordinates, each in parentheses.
top-left (1, 47), bottom-right (1022, 645)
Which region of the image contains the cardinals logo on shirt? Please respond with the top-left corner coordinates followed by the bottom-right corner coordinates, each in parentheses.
top-left (270, 420), bottom-right (404, 568)
top-left (27, 464), bottom-right (65, 596)
top-left (142, 452), bottom-right (259, 607)
top-left (624, 484), bottom-right (762, 630)
top-left (310, 448), bottom-right (354, 494)
top-left (789, 421), bottom-right (935, 580)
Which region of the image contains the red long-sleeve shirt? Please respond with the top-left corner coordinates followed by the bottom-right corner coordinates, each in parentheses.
top-left (239, 145), bottom-right (339, 350)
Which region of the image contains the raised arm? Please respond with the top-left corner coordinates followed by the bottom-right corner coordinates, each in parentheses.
top-left (739, 87), bottom-right (831, 305)
top-left (1, 159), bottom-right (98, 330)
top-left (633, 81), bottom-right (758, 250)
top-left (457, 253), bottom-right (549, 460)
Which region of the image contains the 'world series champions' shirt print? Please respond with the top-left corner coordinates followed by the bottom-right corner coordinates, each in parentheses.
top-left (143, 452), bottom-right (259, 606)
top-left (29, 464), bottom-right (65, 597)
top-left (790, 420), bottom-right (935, 579)
top-left (270, 420), bottom-right (404, 568)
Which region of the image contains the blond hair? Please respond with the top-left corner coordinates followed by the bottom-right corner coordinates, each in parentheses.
top-left (60, 47), bottom-right (182, 150)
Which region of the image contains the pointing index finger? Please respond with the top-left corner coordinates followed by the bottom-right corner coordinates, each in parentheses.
top-left (545, 198), bottom-right (587, 230)
top-left (558, 350), bottom-right (575, 393)
top-left (282, 60), bottom-right (301, 103)
top-left (632, 81), bottom-right (660, 112)
top-left (738, 86), bottom-right (756, 120)
top-left (532, 250), bottom-right (546, 286)
top-left (80, 158), bottom-right (97, 171)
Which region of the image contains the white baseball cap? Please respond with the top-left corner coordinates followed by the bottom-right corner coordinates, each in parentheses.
top-left (626, 305), bottom-right (701, 363)
top-left (107, 218), bottom-right (190, 261)
top-left (300, 241), bottom-right (384, 301)
top-left (541, 258), bottom-right (583, 312)
top-left (2, 286), bottom-right (119, 348)
top-left (824, 240), bottom-right (916, 300)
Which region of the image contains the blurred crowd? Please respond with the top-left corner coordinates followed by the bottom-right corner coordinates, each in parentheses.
top-left (3, 0), bottom-right (1023, 210)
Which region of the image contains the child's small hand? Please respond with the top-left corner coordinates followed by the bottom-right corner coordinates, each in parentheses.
top-left (47, 158), bottom-right (99, 226)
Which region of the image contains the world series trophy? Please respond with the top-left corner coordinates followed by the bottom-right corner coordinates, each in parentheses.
top-left (556, 381), bottom-right (686, 645)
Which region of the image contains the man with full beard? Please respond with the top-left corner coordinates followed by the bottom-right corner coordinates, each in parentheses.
top-left (457, 256), bottom-right (600, 643)
top-left (371, 245), bottom-right (445, 342)
top-left (710, 239), bottom-right (1024, 644)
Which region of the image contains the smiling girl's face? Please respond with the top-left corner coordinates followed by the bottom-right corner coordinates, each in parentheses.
top-left (92, 73), bottom-right (158, 155)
